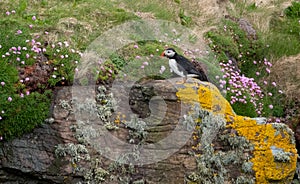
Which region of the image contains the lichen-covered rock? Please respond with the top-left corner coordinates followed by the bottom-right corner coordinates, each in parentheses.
top-left (0, 78), bottom-right (297, 183)
top-left (176, 78), bottom-right (297, 183)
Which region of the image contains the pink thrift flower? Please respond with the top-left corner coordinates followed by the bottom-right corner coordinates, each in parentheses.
top-left (278, 90), bottom-right (283, 94)
top-left (29, 24), bottom-right (33, 28)
top-left (1, 82), bottom-right (5, 86)
top-left (20, 93), bottom-right (24, 98)
top-left (268, 92), bottom-right (272, 96)
top-left (159, 66), bottom-right (166, 74)
top-left (266, 68), bottom-right (271, 73)
top-left (16, 30), bottom-right (22, 34)
top-left (26, 91), bottom-right (30, 95)
top-left (64, 41), bottom-right (69, 47)
top-left (32, 16), bottom-right (36, 21)
top-left (269, 104), bottom-right (273, 109)
top-left (6, 11), bottom-right (10, 15)
top-left (141, 65), bottom-right (144, 69)
top-left (253, 60), bottom-right (257, 64)
top-left (143, 62), bottom-right (149, 66)
top-left (11, 10), bottom-right (16, 14)
top-left (8, 97), bottom-right (12, 102)
top-left (267, 62), bottom-right (272, 67)
top-left (271, 82), bottom-right (276, 87)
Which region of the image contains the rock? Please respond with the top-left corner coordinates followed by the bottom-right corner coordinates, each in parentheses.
top-left (238, 18), bottom-right (257, 40)
top-left (224, 15), bottom-right (257, 40)
top-left (0, 78), bottom-right (297, 183)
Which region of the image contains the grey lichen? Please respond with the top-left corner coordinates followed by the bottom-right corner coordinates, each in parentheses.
top-left (83, 158), bottom-right (109, 183)
top-left (251, 117), bottom-right (266, 125)
top-left (235, 176), bottom-right (255, 184)
top-left (132, 179), bottom-right (145, 184)
top-left (294, 161), bottom-right (300, 183)
top-left (72, 120), bottom-right (102, 144)
top-left (59, 99), bottom-right (72, 111)
top-left (270, 146), bottom-right (292, 163)
top-left (44, 117), bottom-right (55, 124)
top-left (272, 123), bottom-right (296, 144)
top-left (96, 85), bottom-right (116, 123)
top-left (54, 143), bottom-right (90, 163)
top-left (185, 107), bottom-right (228, 183)
top-left (242, 162), bottom-right (253, 174)
top-left (124, 115), bottom-right (148, 144)
top-left (185, 106), bottom-right (255, 184)
top-left (104, 121), bottom-right (119, 130)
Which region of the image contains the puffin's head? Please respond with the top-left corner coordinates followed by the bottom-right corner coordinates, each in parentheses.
top-left (161, 48), bottom-right (176, 58)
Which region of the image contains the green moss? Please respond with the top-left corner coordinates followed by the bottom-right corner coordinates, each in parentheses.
top-left (0, 91), bottom-right (51, 140)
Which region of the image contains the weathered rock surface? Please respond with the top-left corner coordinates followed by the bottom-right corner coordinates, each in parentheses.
top-left (0, 78), bottom-right (298, 183)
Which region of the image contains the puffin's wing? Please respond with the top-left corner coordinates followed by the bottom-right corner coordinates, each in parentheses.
top-left (176, 55), bottom-right (209, 81)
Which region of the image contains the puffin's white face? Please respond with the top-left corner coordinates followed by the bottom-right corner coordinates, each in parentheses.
top-left (163, 49), bottom-right (176, 58)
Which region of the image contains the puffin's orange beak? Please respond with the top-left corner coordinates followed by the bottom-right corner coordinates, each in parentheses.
top-left (160, 52), bottom-right (165, 57)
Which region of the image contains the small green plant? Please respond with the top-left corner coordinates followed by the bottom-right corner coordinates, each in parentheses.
top-left (179, 9), bottom-right (192, 26)
top-left (266, 2), bottom-right (300, 59)
top-left (0, 90), bottom-right (51, 140)
top-left (285, 1), bottom-right (300, 18)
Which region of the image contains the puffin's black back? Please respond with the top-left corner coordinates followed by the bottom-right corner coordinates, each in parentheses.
top-left (174, 54), bottom-right (209, 82)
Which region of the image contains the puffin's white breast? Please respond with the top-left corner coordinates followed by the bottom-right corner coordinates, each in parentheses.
top-left (169, 59), bottom-right (185, 77)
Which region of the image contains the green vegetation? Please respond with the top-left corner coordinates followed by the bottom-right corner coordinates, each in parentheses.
top-left (204, 1), bottom-right (300, 117)
top-left (266, 1), bottom-right (300, 59)
top-left (1, 0), bottom-right (300, 140)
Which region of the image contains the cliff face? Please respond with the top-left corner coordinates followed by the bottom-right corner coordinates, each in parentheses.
top-left (0, 78), bottom-right (297, 183)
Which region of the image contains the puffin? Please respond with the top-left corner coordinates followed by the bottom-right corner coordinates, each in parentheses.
top-left (161, 48), bottom-right (208, 82)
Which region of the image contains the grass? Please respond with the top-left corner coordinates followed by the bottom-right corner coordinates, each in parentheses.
top-left (0, 0), bottom-right (140, 140)
top-left (1, 0), bottom-right (300, 140)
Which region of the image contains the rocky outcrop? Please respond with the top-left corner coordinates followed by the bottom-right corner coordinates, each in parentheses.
top-left (0, 78), bottom-right (297, 183)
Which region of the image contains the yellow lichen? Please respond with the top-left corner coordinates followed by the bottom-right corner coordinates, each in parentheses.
top-left (176, 80), bottom-right (297, 183)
